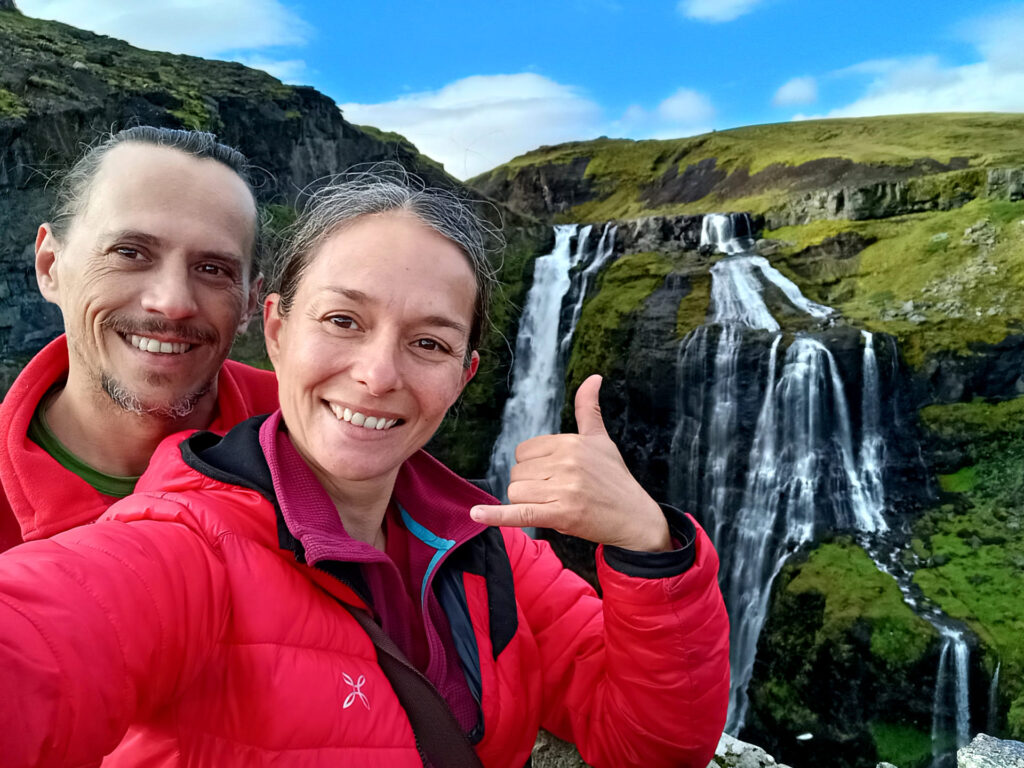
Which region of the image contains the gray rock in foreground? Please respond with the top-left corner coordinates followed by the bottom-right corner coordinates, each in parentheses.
top-left (957, 733), bottom-right (1024, 768)
top-left (710, 733), bottom-right (793, 767)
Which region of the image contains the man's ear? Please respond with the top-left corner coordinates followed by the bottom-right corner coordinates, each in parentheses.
top-left (263, 293), bottom-right (283, 370)
top-left (35, 224), bottom-right (61, 304)
top-left (237, 274), bottom-right (263, 334)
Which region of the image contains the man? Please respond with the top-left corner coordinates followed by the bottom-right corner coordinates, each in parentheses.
top-left (0, 126), bottom-right (279, 551)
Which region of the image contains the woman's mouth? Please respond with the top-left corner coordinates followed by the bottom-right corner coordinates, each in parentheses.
top-left (328, 403), bottom-right (401, 431)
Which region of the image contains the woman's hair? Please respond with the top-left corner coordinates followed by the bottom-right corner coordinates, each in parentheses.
top-left (269, 167), bottom-right (500, 361)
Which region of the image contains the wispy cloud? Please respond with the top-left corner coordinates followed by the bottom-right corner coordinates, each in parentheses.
top-left (18, 0), bottom-right (309, 74)
top-left (339, 74), bottom-right (603, 180)
top-left (773, 76), bottom-right (817, 107)
top-left (615, 87), bottom-right (716, 139)
top-left (802, 7), bottom-right (1024, 119)
top-left (678, 0), bottom-right (765, 23)
top-left (233, 56), bottom-right (308, 84)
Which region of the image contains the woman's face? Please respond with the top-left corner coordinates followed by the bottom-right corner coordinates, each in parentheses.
top-left (264, 210), bottom-right (479, 495)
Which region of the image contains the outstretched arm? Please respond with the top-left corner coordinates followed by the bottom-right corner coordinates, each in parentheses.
top-left (0, 515), bottom-right (229, 767)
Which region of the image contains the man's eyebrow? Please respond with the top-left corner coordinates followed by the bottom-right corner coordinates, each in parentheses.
top-left (101, 230), bottom-right (245, 264)
top-left (323, 286), bottom-right (470, 335)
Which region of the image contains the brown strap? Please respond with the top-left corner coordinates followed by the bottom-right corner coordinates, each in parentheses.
top-left (343, 603), bottom-right (484, 768)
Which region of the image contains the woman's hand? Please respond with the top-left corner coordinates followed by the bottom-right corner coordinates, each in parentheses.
top-left (470, 375), bottom-right (672, 552)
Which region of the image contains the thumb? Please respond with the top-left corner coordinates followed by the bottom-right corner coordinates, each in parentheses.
top-left (574, 374), bottom-right (609, 437)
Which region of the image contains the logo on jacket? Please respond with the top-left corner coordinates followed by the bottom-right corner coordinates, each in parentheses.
top-left (343, 673), bottom-right (370, 710)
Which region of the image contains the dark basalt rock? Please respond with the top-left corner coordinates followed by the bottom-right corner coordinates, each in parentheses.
top-left (469, 157), bottom-right (596, 220)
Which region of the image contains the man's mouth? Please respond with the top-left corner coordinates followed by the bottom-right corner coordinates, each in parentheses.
top-left (129, 334), bottom-right (192, 354)
top-left (328, 403), bottom-right (401, 431)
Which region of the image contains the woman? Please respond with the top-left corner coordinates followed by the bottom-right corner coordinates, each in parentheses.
top-left (0, 173), bottom-right (729, 768)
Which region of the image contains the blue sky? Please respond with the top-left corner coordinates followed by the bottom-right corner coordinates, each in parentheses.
top-left (18, 0), bottom-right (1024, 178)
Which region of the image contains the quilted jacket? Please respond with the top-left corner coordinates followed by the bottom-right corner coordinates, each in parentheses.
top-left (0, 415), bottom-right (730, 767)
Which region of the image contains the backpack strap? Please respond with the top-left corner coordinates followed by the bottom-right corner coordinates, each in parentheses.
top-left (342, 603), bottom-right (485, 768)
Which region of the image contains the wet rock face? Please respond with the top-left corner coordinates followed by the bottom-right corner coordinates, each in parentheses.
top-left (470, 157), bottom-right (596, 219)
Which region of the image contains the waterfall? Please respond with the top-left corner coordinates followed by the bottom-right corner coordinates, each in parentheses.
top-left (671, 213), bottom-right (889, 733)
top-left (486, 223), bottom-right (617, 502)
top-left (931, 624), bottom-right (972, 768)
top-left (987, 662), bottom-right (1000, 733)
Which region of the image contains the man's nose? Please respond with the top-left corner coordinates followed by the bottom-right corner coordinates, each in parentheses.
top-left (353, 334), bottom-right (401, 396)
top-left (140, 263), bottom-right (199, 319)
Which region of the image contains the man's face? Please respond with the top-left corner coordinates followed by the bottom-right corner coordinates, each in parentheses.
top-left (36, 143), bottom-right (259, 419)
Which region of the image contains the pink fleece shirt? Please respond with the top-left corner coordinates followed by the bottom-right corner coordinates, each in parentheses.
top-left (257, 410), bottom-right (478, 732)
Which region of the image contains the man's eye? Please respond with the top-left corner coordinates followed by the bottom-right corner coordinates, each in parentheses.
top-left (197, 263), bottom-right (225, 277)
top-left (329, 315), bottom-right (359, 330)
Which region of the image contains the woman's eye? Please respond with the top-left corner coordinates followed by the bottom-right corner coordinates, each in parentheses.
top-left (414, 338), bottom-right (449, 353)
top-left (329, 315), bottom-right (360, 330)
top-left (114, 246), bottom-right (141, 259)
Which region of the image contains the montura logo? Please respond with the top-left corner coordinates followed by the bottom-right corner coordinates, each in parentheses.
top-left (343, 673), bottom-right (370, 710)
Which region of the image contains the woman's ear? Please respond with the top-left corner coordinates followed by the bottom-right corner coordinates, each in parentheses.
top-left (463, 350), bottom-right (480, 386)
top-left (263, 294), bottom-right (283, 370)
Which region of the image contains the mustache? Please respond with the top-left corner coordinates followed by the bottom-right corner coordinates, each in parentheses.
top-left (101, 316), bottom-right (218, 346)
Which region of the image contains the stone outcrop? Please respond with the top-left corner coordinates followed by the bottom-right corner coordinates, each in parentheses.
top-left (470, 156), bottom-right (595, 219)
top-left (957, 733), bottom-right (1024, 767)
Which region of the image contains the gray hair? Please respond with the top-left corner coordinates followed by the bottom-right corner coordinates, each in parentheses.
top-left (49, 126), bottom-right (263, 271)
top-left (270, 167), bottom-right (501, 360)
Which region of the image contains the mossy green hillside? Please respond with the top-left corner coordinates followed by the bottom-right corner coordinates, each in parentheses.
top-left (472, 114), bottom-right (1024, 222)
top-left (915, 397), bottom-right (1024, 738)
top-left (784, 540), bottom-right (935, 667)
top-left (0, 10), bottom-right (293, 133)
top-left (766, 198), bottom-right (1024, 367)
top-left (869, 721), bottom-right (933, 768)
top-left (0, 85), bottom-right (28, 118)
top-left (565, 251), bottom-right (673, 396)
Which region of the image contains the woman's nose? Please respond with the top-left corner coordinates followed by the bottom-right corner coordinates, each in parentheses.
top-left (352, 335), bottom-right (401, 396)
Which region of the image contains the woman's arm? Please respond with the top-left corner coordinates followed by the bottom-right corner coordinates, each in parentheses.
top-left (0, 514), bottom-right (229, 767)
top-left (503, 511), bottom-right (729, 768)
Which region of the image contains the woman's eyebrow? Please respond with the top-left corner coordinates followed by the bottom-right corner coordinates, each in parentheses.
top-left (322, 286), bottom-right (469, 335)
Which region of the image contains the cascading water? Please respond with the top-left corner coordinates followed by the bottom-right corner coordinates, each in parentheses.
top-left (486, 223), bottom-right (617, 502)
top-left (931, 624), bottom-right (971, 768)
top-left (670, 213), bottom-right (889, 734)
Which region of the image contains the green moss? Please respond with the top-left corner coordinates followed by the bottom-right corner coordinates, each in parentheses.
top-left (915, 396), bottom-right (1024, 738)
top-left (787, 540), bottom-right (935, 666)
top-left (565, 251), bottom-right (671, 395)
top-left (675, 272), bottom-right (711, 338)
top-left (767, 198), bottom-right (1024, 367)
top-left (0, 86), bottom-right (28, 117)
top-left (473, 113), bottom-right (1024, 222)
top-left (939, 466), bottom-right (978, 492)
top-left (870, 721), bottom-right (932, 768)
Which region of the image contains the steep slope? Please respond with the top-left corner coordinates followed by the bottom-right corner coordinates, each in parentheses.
top-left (470, 114), bottom-right (1024, 227)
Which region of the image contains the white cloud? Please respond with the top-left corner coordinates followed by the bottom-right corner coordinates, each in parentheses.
top-left (808, 7), bottom-right (1024, 120)
top-left (615, 87), bottom-right (716, 140)
top-left (339, 74), bottom-right (604, 180)
top-left (658, 88), bottom-right (716, 124)
top-left (773, 76), bottom-right (817, 107)
top-left (17, 0), bottom-right (310, 57)
top-left (678, 0), bottom-right (764, 23)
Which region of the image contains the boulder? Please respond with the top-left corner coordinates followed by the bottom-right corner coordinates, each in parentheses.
top-left (957, 733), bottom-right (1024, 767)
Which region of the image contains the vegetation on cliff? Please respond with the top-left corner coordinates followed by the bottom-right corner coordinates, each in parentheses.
top-left (916, 397), bottom-right (1024, 738)
top-left (745, 539), bottom-right (938, 768)
top-left (470, 114), bottom-right (1024, 224)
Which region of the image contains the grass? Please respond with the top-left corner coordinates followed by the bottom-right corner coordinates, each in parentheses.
top-left (766, 198), bottom-right (1024, 367)
top-left (915, 396), bottom-right (1024, 738)
top-left (0, 85), bottom-right (28, 117)
top-left (471, 114), bottom-right (1024, 222)
top-left (870, 721), bottom-right (933, 768)
top-left (785, 540), bottom-right (935, 667)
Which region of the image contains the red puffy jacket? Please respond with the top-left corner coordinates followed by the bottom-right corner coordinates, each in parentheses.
top-left (0, 334), bottom-right (279, 551)
top-left (0, 417), bottom-right (729, 767)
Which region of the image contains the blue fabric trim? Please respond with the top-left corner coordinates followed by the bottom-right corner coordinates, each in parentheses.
top-left (399, 504), bottom-right (456, 605)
